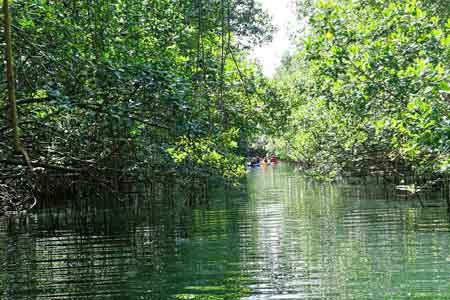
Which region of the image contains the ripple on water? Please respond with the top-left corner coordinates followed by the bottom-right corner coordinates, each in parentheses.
top-left (1, 164), bottom-right (450, 299)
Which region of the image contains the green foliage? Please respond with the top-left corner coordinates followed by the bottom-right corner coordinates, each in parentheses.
top-left (272, 0), bottom-right (450, 179)
top-left (0, 0), bottom-right (276, 183)
top-left (167, 128), bottom-right (246, 182)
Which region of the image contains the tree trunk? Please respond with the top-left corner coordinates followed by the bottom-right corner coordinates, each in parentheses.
top-left (3, 0), bottom-right (32, 171)
top-left (3, 0), bottom-right (20, 151)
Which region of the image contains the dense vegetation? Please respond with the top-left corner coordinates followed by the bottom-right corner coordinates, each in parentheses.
top-left (3, 0), bottom-right (450, 212)
top-left (1, 0), bottom-right (282, 210)
top-left (271, 0), bottom-right (450, 183)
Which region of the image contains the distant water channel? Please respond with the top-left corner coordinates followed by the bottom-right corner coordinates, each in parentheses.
top-left (2, 163), bottom-right (450, 299)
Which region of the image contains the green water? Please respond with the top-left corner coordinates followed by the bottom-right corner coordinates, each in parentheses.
top-left (1, 163), bottom-right (450, 299)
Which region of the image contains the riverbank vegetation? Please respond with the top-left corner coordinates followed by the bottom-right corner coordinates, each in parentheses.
top-left (270, 0), bottom-right (450, 185)
top-left (0, 0), bottom-right (285, 212)
top-left (3, 0), bottom-right (450, 213)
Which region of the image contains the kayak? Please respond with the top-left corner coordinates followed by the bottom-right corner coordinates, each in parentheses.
top-left (247, 162), bottom-right (260, 167)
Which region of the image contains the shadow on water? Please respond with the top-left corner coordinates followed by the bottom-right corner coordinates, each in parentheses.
top-left (0, 178), bottom-right (251, 300)
top-left (2, 163), bottom-right (450, 299)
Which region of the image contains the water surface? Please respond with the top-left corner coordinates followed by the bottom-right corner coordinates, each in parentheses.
top-left (1, 163), bottom-right (450, 299)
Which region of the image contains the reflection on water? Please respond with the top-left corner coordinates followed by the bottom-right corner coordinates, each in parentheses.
top-left (1, 163), bottom-right (450, 299)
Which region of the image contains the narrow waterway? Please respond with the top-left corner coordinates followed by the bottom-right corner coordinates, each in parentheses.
top-left (1, 163), bottom-right (450, 299)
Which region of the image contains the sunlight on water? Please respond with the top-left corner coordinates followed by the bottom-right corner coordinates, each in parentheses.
top-left (1, 163), bottom-right (450, 299)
